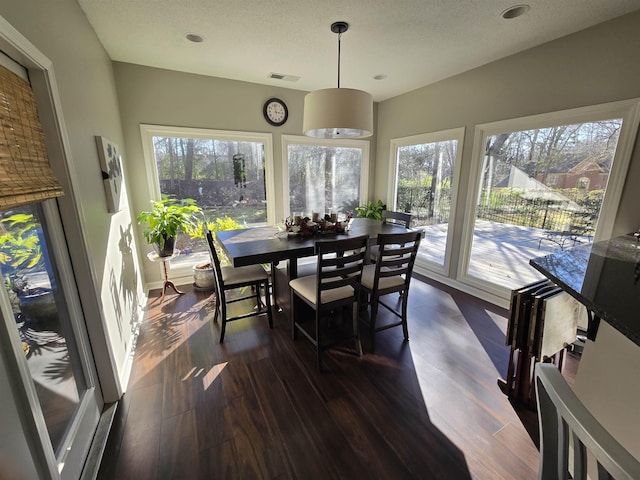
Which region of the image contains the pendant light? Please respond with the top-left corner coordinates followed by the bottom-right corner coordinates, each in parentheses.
top-left (303, 21), bottom-right (373, 139)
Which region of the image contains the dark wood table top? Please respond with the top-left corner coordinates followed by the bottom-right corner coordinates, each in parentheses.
top-left (216, 217), bottom-right (413, 269)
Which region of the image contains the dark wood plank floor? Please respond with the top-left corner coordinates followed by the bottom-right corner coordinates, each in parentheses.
top-left (97, 275), bottom-right (578, 480)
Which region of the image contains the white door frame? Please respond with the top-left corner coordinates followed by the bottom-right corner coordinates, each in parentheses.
top-left (0, 14), bottom-right (113, 479)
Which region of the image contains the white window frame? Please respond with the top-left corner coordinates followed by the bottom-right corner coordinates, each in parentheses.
top-left (388, 127), bottom-right (465, 276)
top-left (281, 135), bottom-right (370, 221)
top-left (140, 124), bottom-right (275, 277)
top-left (458, 99), bottom-right (640, 301)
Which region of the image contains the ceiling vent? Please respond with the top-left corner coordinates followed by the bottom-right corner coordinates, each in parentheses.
top-left (269, 72), bottom-right (300, 82)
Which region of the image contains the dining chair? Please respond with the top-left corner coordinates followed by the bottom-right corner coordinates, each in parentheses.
top-left (289, 234), bottom-right (369, 371)
top-left (360, 230), bottom-right (422, 352)
top-left (382, 209), bottom-right (412, 227)
top-left (369, 210), bottom-right (413, 262)
top-left (205, 228), bottom-right (273, 343)
top-left (535, 363), bottom-right (640, 480)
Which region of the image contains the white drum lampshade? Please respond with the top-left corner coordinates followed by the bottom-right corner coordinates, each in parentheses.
top-left (303, 87), bottom-right (373, 139)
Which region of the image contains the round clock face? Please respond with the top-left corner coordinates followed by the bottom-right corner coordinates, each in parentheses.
top-left (263, 98), bottom-right (288, 126)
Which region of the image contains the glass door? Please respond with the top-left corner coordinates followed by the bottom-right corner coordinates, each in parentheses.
top-left (388, 128), bottom-right (464, 275)
top-left (0, 201), bottom-right (102, 479)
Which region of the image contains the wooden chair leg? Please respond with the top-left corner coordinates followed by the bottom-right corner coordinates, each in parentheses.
top-left (370, 293), bottom-right (379, 353)
top-left (316, 310), bottom-right (323, 372)
top-left (401, 290), bottom-right (409, 341)
top-left (291, 291), bottom-right (298, 340)
top-left (352, 302), bottom-right (362, 356)
top-left (219, 301), bottom-right (228, 343)
top-left (213, 300), bottom-right (220, 324)
top-left (265, 281), bottom-right (273, 329)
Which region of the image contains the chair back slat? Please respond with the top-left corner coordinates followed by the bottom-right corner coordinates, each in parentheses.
top-left (315, 235), bottom-right (369, 298)
top-left (373, 231), bottom-right (422, 290)
top-left (381, 210), bottom-right (412, 228)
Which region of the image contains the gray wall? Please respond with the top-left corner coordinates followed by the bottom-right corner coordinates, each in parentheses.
top-left (376, 11), bottom-right (640, 277)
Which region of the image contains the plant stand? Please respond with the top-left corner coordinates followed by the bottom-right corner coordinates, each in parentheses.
top-left (147, 250), bottom-right (183, 302)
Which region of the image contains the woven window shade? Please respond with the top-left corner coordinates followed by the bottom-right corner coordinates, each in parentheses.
top-left (0, 64), bottom-right (63, 209)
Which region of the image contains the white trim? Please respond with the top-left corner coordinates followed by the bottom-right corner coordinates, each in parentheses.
top-left (458, 99), bottom-right (640, 300)
top-left (388, 127), bottom-right (465, 277)
top-left (280, 134), bottom-right (370, 221)
top-left (413, 264), bottom-right (510, 310)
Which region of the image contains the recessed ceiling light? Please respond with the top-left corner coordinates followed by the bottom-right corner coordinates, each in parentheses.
top-left (373, 74), bottom-right (387, 81)
top-left (186, 33), bottom-right (204, 43)
top-left (501, 4), bottom-right (530, 19)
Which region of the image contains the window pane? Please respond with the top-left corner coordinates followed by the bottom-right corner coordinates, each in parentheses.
top-left (468, 119), bottom-right (621, 289)
top-left (287, 144), bottom-right (363, 217)
top-left (395, 139), bottom-right (458, 267)
top-left (151, 136), bottom-right (269, 258)
top-left (0, 204), bottom-right (83, 453)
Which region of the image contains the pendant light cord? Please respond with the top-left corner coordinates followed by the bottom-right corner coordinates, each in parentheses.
top-left (337, 30), bottom-right (342, 88)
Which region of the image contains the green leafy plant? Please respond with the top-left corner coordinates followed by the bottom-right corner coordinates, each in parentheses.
top-left (0, 213), bottom-right (45, 296)
top-left (0, 213), bottom-right (43, 272)
top-left (137, 198), bottom-right (202, 253)
top-left (191, 216), bottom-right (244, 265)
top-left (355, 200), bottom-right (386, 220)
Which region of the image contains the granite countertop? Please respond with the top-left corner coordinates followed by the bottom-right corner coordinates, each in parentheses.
top-left (530, 234), bottom-right (640, 347)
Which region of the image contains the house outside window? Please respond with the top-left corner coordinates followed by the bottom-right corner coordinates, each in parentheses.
top-left (576, 176), bottom-right (591, 189)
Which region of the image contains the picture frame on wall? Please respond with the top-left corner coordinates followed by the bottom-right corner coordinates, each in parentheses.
top-left (95, 135), bottom-right (123, 213)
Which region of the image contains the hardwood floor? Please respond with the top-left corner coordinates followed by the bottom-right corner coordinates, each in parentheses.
top-left (97, 275), bottom-right (578, 479)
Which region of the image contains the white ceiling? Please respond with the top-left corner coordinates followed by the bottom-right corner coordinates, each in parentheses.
top-left (77, 0), bottom-right (640, 102)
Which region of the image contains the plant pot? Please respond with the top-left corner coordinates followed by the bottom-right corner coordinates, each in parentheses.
top-left (153, 235), bottom-right (175, 257)
top-left (193, 262), bottom-right (215, 290)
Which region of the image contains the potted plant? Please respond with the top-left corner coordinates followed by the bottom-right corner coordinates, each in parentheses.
top-left (137, 198), bottom-right (202, 257)
top-left (355, 199), bottom-right (386, 220)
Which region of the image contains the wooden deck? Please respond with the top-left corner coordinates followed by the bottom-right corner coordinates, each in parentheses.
top-left (418, 220), bottom-right (591, 290)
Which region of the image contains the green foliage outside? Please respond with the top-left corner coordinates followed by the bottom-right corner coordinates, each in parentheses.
top-left (0, 213), bottom-right (42, 271)
top-left (0, 213), bottom-right (43, 294)
top-left (477, 187), bottom-right (603, 233)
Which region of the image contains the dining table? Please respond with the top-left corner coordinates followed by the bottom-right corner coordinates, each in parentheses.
top-left (216, 217), bottom-right (414, 277)
top-left (215, 217), bottom-right (420, 314)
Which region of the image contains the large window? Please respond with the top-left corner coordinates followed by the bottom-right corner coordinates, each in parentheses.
top-left (282, 135), bottom-right (369, 221)
top-left (460, 100), bottom-right (640, 298)
top-left (388, 128), bottom-right (464, 274)
top-left (141, 125), bottom-right (275, 268)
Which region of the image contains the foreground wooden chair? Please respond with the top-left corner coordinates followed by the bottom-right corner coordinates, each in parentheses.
top-left (205, 228), bottom-right (272, 342)
top-left (535, 363), bottom-right (640, 480)
top-left (360, 230), bottom-right (421, 352)
top-left (289, 235), bottom-right (369, 371)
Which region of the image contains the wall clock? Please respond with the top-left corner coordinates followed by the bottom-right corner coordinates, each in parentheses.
top-left (263, 97), bottom-right (288, 126)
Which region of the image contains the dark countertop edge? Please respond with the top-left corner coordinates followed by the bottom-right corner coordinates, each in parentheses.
top-left (530, 251), bottom-right (640, 348)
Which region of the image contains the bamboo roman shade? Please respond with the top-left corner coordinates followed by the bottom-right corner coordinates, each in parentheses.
top-left (0, 63), bottom-right (63, 209)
